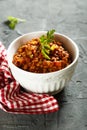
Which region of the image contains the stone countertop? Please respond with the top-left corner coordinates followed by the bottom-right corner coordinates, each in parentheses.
top-left (0, 0), bottom-right (87, 130)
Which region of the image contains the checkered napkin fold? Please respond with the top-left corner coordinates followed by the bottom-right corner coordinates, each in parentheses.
top-left (0, 42), bottom-right (59, 114)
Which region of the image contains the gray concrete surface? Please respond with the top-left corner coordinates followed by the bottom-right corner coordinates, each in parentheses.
top-left (0, 0), bottom-right (87, 130)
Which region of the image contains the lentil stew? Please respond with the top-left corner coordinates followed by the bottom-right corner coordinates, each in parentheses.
top-left (13, 35), bottom-right (72, 73)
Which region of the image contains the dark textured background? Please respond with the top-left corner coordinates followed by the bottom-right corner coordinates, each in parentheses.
top-left (0, 0), bottom-right (87, 130)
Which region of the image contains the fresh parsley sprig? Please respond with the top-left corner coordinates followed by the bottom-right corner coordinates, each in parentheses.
top-left (40, 29), bottom-right (55, 60)
top-left (5, 16), bottom-right (26, 29)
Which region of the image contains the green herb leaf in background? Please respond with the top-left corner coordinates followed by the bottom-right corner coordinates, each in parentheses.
top-left (5, 16), bottom-right (26, 30)
top-left (40, 29), bottom-right (55, 60)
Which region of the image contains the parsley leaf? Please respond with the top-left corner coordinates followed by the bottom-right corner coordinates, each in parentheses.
top-left (5, 16), bottom-right (26, 29)
top-left (40, 29), bottom-right (55, 60)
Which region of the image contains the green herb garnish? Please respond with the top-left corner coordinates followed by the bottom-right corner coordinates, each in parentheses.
top-left (40, 29), bottom-right (55, 60)
top-left (5, 16), bottom-right (26, 29)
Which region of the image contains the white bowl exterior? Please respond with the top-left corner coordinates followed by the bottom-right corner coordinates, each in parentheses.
top-left (7, 31), bottom-right (79, 94)
top-left (10, 62), bottom-right (77, 93)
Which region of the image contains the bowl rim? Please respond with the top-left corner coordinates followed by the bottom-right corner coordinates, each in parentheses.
top-left (7, 31), bottom-right (79, 76)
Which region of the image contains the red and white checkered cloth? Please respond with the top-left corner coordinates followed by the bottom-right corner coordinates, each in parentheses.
top-left (0, 42), bottom-right (59, 114)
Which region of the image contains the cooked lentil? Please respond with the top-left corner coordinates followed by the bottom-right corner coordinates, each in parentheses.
top-left (12, 38), bottom-right (72, 73)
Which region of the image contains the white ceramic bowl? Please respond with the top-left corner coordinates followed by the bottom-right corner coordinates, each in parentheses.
top-left (7, 31), bottom-right (79, 94)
